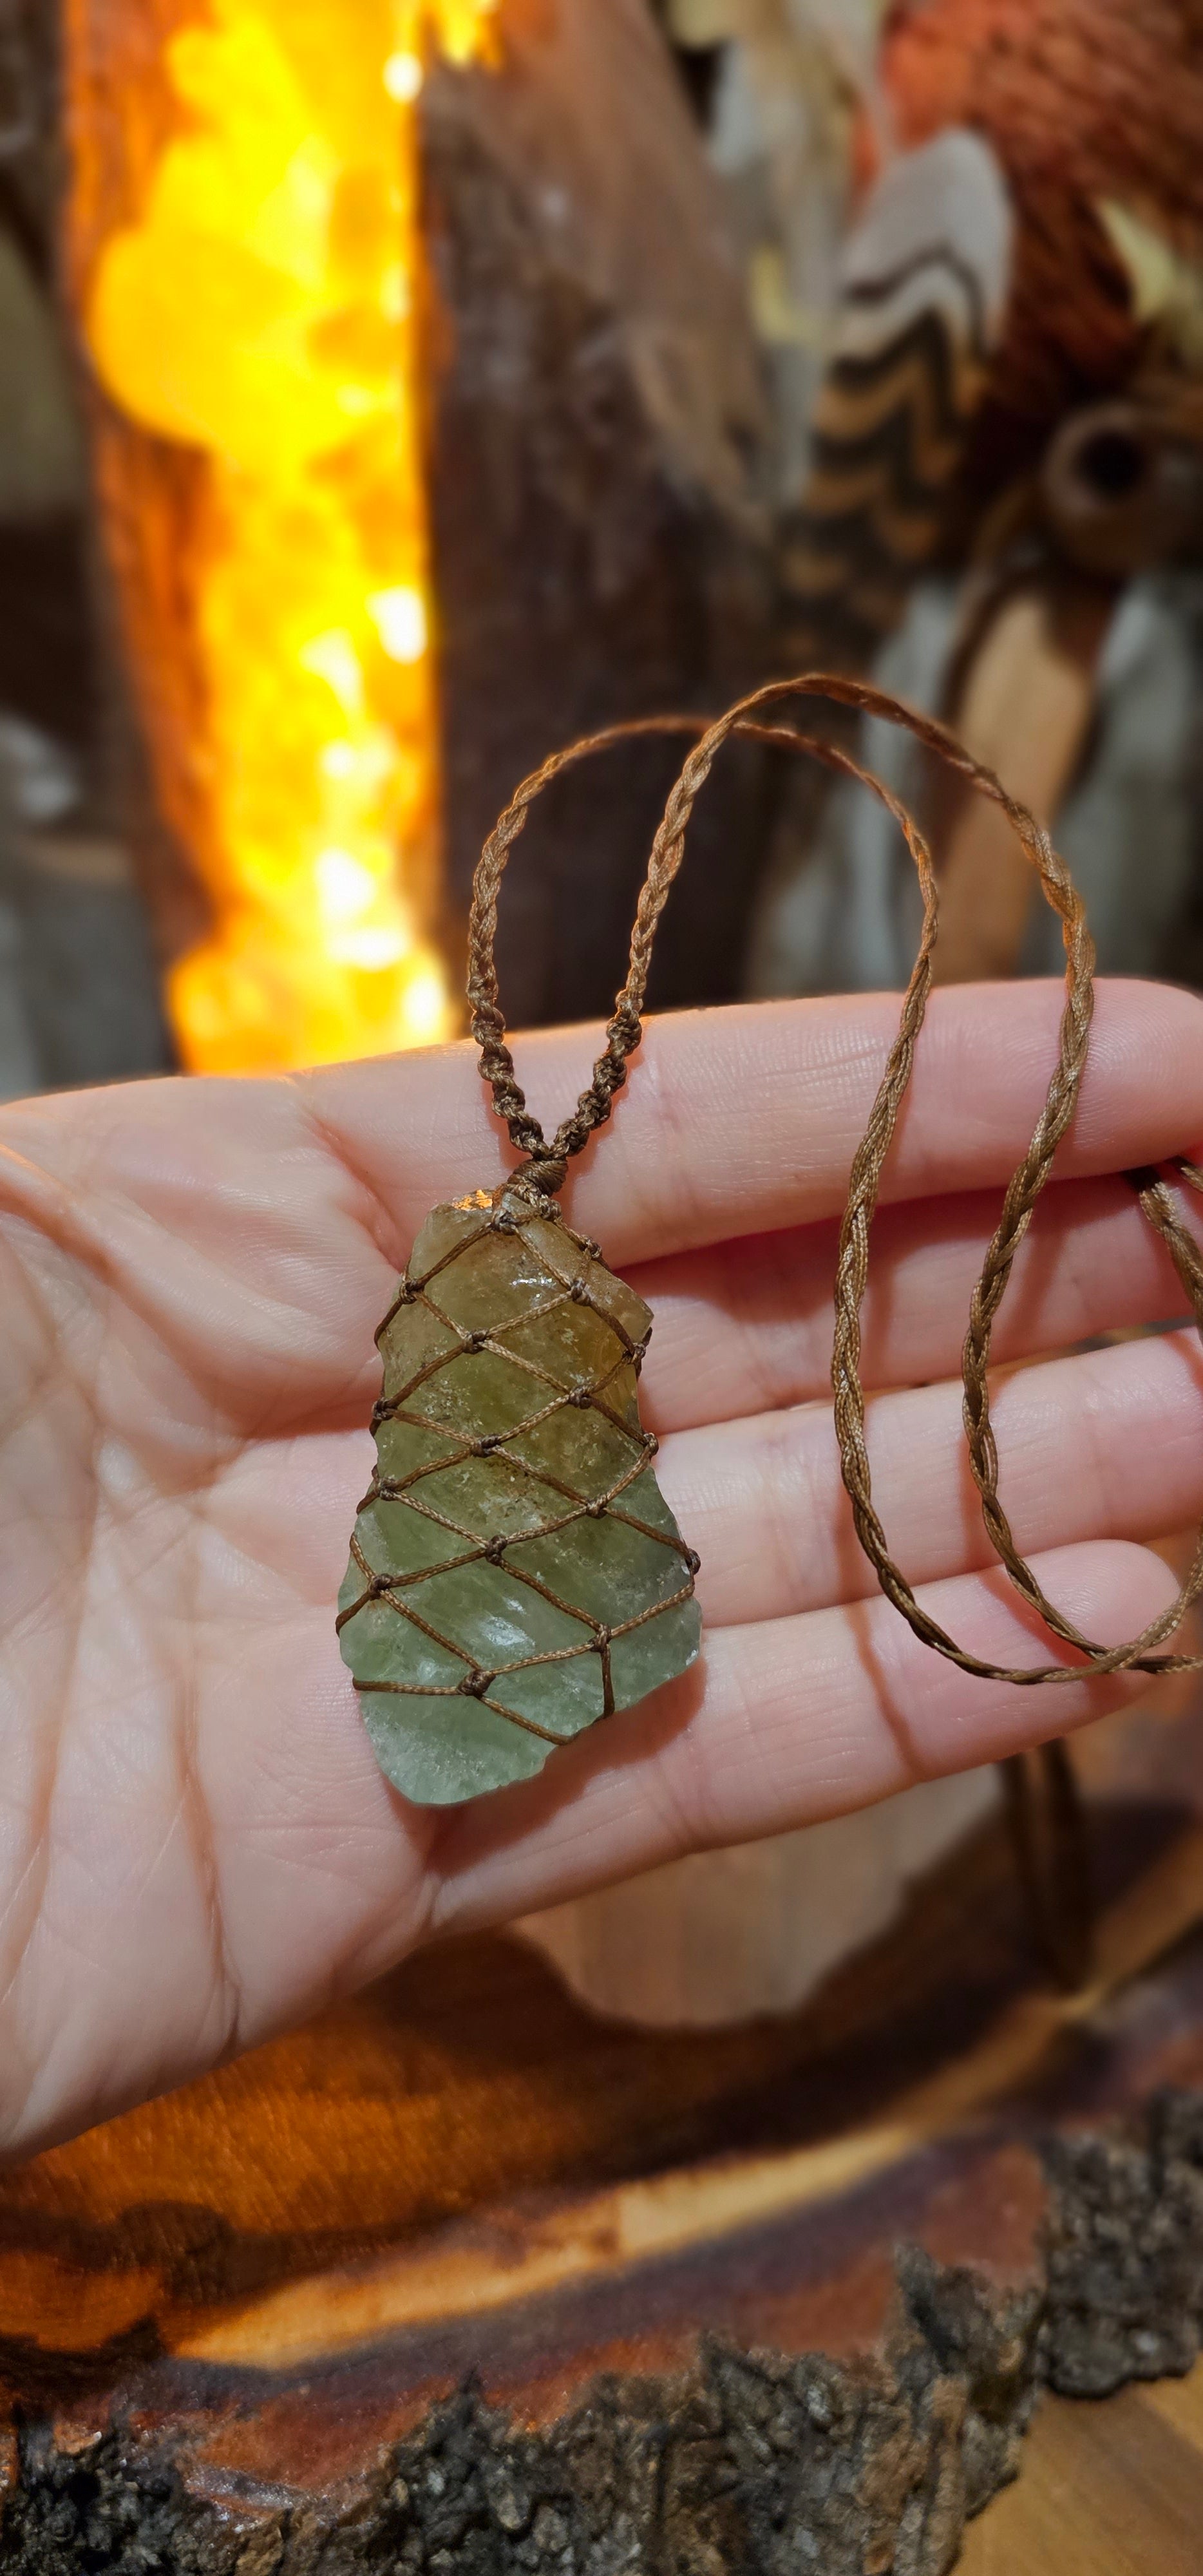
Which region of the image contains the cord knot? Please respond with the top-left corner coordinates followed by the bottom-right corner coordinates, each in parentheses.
top-left (511, 1155), bottom-right (568, 1198)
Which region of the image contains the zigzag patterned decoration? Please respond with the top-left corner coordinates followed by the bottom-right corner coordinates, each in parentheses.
top-left (781, 128), bottom-right (1014, 668)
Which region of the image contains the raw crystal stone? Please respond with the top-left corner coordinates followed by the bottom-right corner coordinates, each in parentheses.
top-left (338, 1183), bottom-right (701, 1804)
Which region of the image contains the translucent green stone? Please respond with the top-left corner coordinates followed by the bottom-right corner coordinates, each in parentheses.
top-left (338, 1182), bottom-right (701, 1805)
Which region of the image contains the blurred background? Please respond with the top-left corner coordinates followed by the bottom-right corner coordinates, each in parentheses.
top-left (3, 0), bottom-right (1201, 1111)
top-left (6, 17), bottom-right (1203, 2535)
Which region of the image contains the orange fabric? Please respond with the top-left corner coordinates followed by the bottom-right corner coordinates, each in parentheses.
top-left (879, 0), bottom-right (1203, 439)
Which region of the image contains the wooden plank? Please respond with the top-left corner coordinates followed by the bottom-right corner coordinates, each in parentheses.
top-left (1135, 2364), bottom-right (1203, 2459)
top-left (960, 2377), bottom-right (1203, 2576)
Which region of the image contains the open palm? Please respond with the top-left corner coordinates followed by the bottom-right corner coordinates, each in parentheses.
top-left (2, 978), bottom-right (1202, 2159)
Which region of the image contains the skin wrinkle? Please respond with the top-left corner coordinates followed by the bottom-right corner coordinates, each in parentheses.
top-left (175, 1472), bottom-right (245, 2080)
top-left (738, 1624), bottom-right (898, 1810)
top-left (643, 1663), bottom-right (726, 1864)
top-left (0, 1308), bottom-right (77, 1465)
top-left (93, 1249), bottom-right (245, 1501)
top-left (4, 1130), bottom-right (364, 1454)
top-left (0, 1302), bottom-right (107, 1577)
top-left (846, 1584), bottom-right (960, 1798)
top-left (1, 1247), bottom-right (213, 2140)
top-left (1075, 1332), bottom-right (1203, 1544)
top-left (750, 1397), bottom-right (831, 1627)
top-left (711, 1227), bottom-right (811, 1423)
top-left (290, 1083), bottom-right (413, 1275)
top-left (672, 1645), bottom-right (764, 1857)
top-left (6, 1808), bottom-right (201, 2154)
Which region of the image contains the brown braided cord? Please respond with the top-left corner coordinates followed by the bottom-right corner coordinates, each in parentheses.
top-left (467, 707), bottom-right (945, 1188)
top-left (468, 674), bottom-right (1203, 1687)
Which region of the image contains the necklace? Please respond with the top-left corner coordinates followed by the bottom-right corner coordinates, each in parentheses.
top-left (336, 716), bottom-right (711, 1806)
top-left (341, 675), bottom-right (1203, 1810)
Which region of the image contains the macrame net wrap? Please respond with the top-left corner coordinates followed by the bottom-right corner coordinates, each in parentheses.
top-left (338, 1182), bottom-right (700, 1788)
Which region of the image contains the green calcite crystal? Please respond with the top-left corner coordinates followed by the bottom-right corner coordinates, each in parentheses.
top-left (338, 1181), bottom-right (701, 1804)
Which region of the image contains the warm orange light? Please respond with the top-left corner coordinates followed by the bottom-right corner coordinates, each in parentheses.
top-left (84, 0), bottom-right (500, 1071)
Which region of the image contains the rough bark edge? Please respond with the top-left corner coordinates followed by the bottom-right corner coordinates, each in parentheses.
top-left (5, 2091), bottom-right (1203, 2574)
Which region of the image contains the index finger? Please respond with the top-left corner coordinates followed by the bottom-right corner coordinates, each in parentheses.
top-left (302, 978), bottom-right (1203, 1267)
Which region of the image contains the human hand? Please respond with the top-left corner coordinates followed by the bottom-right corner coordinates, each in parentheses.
top-left (2, 978), bottom-right (1201, 2156)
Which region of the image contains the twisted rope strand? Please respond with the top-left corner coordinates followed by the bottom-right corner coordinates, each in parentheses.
top-left (468, 674), bottom-right (1203, 1687)
top-left (468, 708), bottom-right (907, 1180)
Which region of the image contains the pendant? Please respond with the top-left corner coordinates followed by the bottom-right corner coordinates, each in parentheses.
top-left (338, 1179), bottom-right (701, 1805)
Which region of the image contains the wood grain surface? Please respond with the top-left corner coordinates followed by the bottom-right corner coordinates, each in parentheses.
top-left (960, 2366), bottom-right (1203, 2575)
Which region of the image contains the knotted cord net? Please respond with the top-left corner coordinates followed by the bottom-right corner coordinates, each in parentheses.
top-left (339, 1184), bottom-right (700, 1760)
